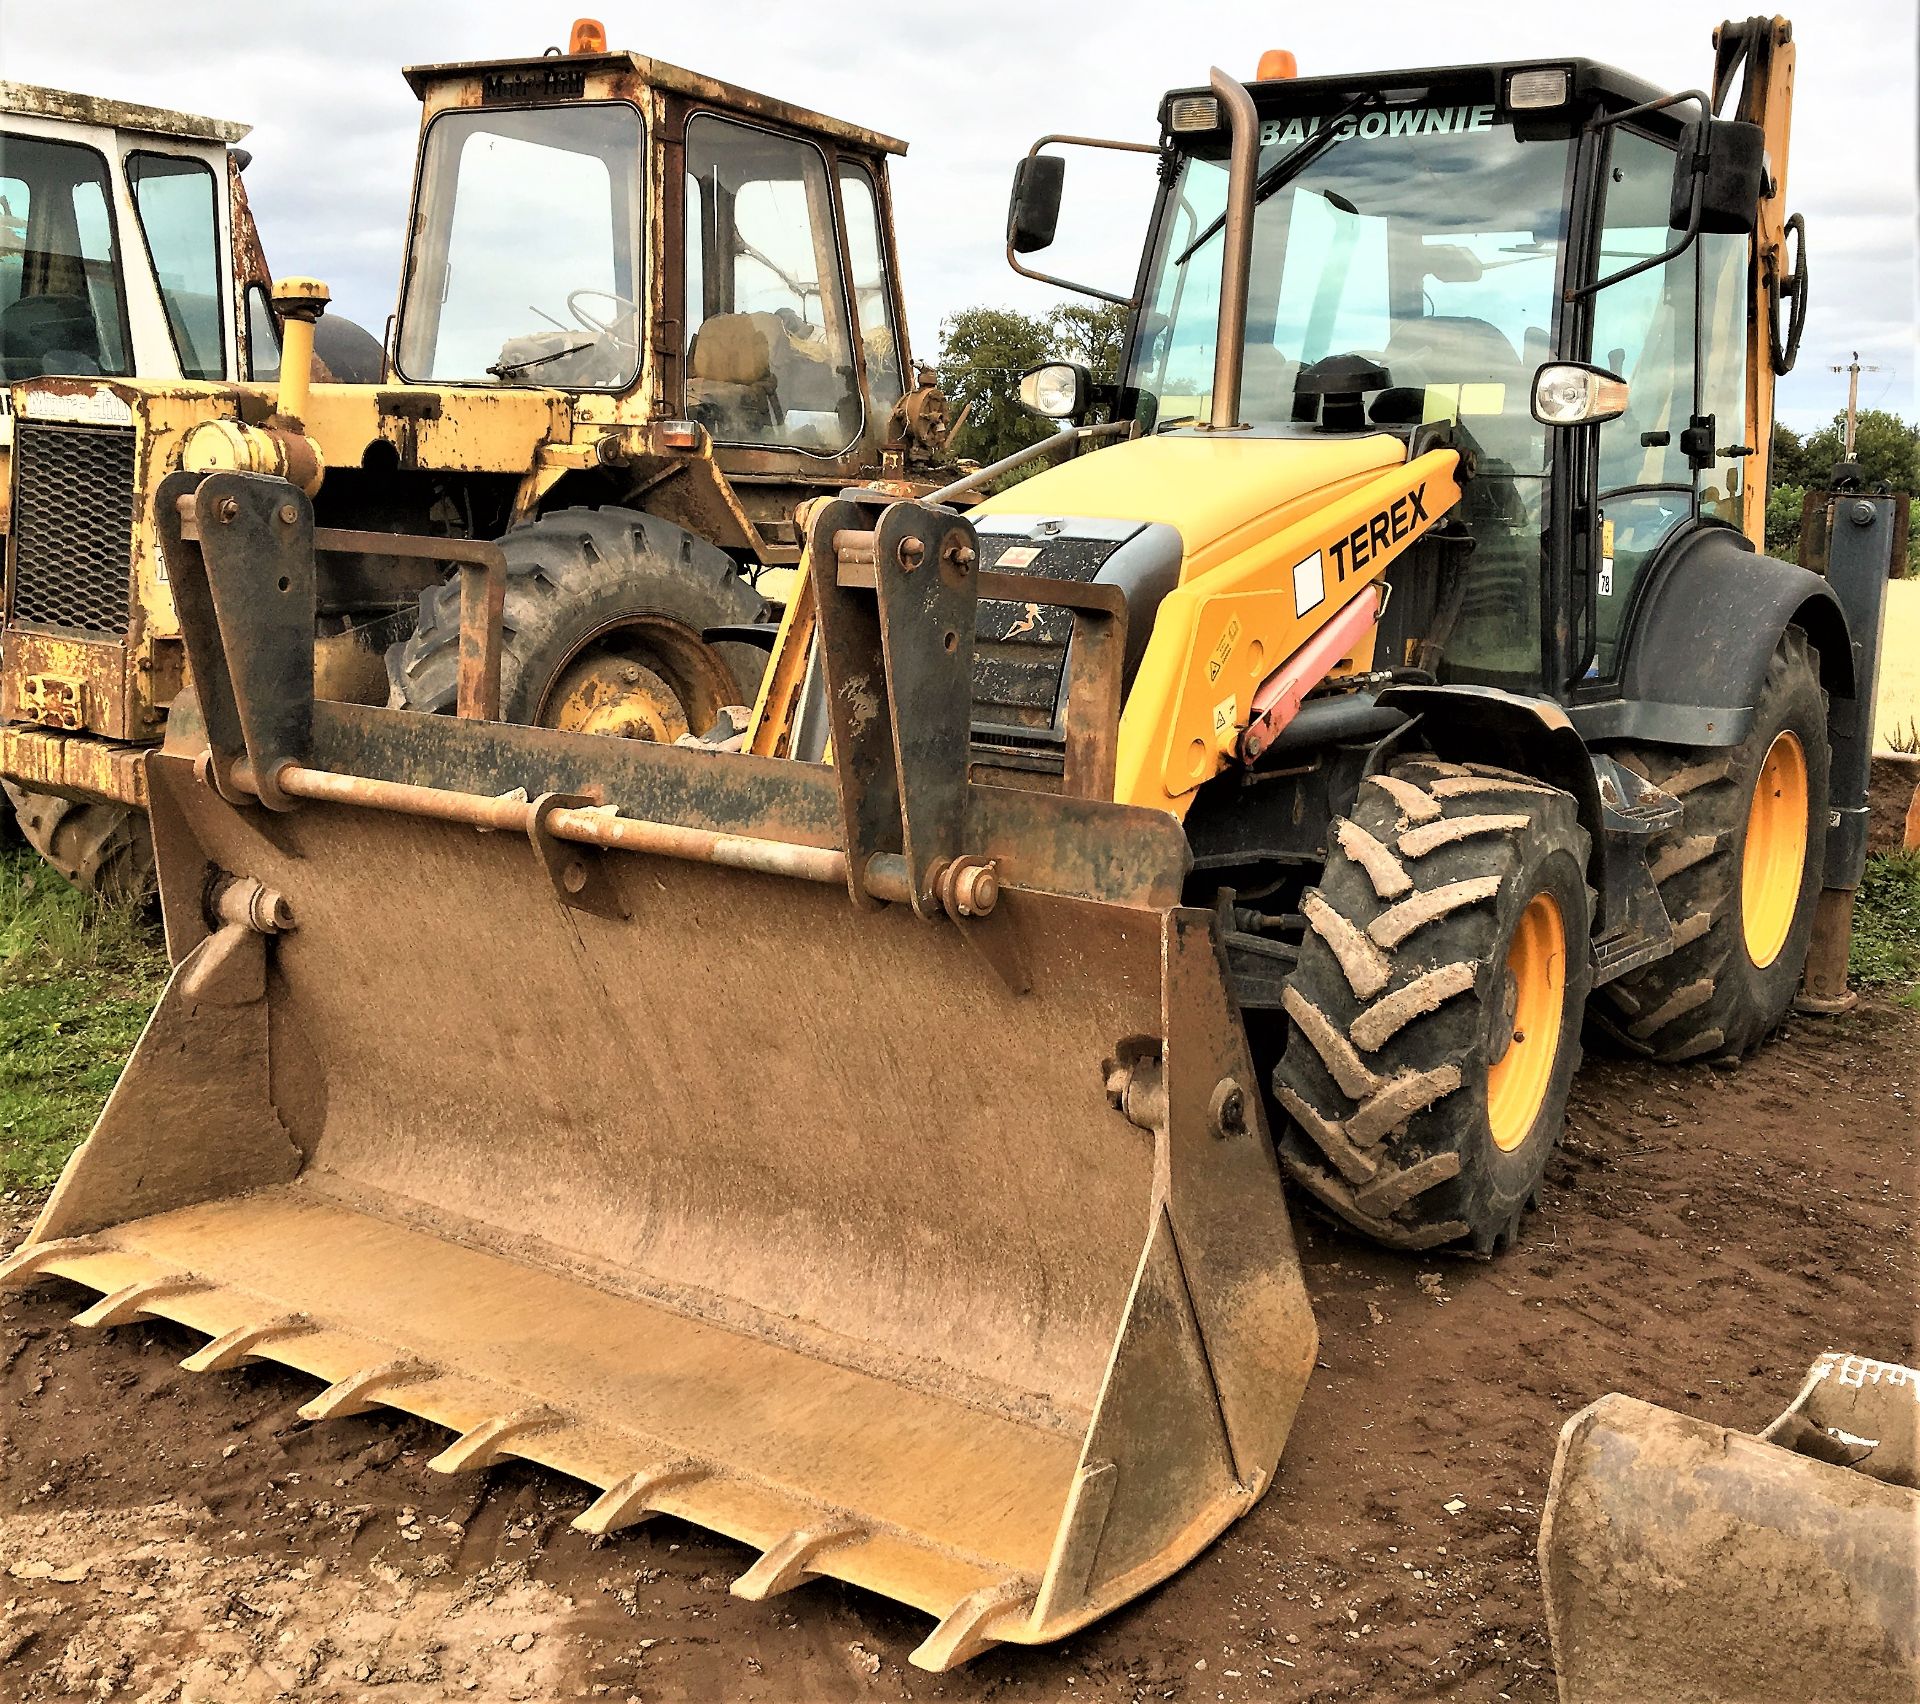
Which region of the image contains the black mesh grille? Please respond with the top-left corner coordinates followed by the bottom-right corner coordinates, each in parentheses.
top-left (9, 422), bottom-right (136, 635)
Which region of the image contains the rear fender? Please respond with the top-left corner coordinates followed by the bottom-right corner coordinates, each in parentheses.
top-left (1585, 522), bottom-right (1855, 748)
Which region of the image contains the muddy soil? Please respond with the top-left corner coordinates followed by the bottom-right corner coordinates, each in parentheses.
top-left (3, 1002), bottom-right (1914, 1703)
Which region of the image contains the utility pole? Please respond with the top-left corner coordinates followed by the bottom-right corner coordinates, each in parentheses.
top-left (1828, 351), bottom-right (1883, 457)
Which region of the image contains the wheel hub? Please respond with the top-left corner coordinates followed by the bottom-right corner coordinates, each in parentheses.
top-left (543, 654), bottom-right (690, 743)
top-left (1485, 891), bottom-right (1567, 1154)
top-left (1740, 729), bottom-right (1809, 969)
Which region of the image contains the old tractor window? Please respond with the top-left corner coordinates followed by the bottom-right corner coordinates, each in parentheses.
top-left (397, 102), bottom-right (642, 389)
top-left (0, 131), bottom-right (130, 380)
top-left (244, 281), bottom-right (281, 381)
top-left (683, 114), bottom-right (859, 455)
top-left (127, 152), bottom-right (225, 380)
top-left (1132, 102), bottom-right (1571, 688)
top-left (1590, 128), bottom-right (1697, 676)
top-left (838, 163), bottom-right (904, 420)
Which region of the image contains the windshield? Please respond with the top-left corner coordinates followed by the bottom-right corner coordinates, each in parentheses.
top-left (1129, 102), bottom-right (1571, 468)
top-left (0, 131), bottom-right (130, 381)
top-left (397, 103), bottom-right (642, 388)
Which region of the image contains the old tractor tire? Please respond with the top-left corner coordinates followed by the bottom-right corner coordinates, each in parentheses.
top-left (1594, 626), bottom-right (1828, 1062)
top-left (386, 506), bottom-right (767, 739)
top-left (1273, 759), bottom-right (1593, 1255)
top-left (2, 782), bottom-right (156, 904)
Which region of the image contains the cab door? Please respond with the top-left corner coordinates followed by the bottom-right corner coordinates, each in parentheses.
top-left (1582, 123), bottom-right (1754, 682)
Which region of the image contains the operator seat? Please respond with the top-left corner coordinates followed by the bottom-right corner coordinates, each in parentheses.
top-left (686, 313), bottom-right (781, 438)
top-left (0, 292), bottom-right (102, 380)
top-left (1382, 315), bottom-right (1524, 392)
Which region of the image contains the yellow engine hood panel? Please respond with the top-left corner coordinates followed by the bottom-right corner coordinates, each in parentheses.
top-left (970, 432), bottom-right (1407, 578)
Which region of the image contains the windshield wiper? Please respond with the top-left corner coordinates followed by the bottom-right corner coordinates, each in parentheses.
top-left (486, 342), bottom-right (593, 379)
top-left (1173, 92), bottom-right (1376, 268)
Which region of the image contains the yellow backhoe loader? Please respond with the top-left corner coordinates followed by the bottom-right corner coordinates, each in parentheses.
top-left (1, 12), bottom-right (1897, 1674)
top-left (1, 21), bottom-right (954, 896)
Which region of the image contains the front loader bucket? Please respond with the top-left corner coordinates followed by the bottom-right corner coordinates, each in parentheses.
top-left (2, 475), bottom-right (1317, 1669)
top-left (1539, 1353), bottom-right (1920, 1704)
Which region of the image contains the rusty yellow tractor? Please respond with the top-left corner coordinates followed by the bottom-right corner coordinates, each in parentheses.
top-left (1, 21), bottom-right (952, 893)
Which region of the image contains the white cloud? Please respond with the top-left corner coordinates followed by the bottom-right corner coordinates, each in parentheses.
top-left (1, 0), bottom-right (1910, 430)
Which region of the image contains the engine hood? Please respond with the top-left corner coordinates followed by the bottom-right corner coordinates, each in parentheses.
top-left (969, 431), bottom-right (1409, 576)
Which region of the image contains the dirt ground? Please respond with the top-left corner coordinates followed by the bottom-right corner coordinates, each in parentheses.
top-left (2, 1001), bottom-right (1914, 1704)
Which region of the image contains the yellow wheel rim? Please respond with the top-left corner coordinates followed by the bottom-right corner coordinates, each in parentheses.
top-left (1486, 892), bottom-right (1567, 1153)
top-left (1740, 730), bottom-right (1809, 969)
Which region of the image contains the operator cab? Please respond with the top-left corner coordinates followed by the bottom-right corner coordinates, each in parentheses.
top-left (0, 86), bottom-right (257, 388)
top-left (1012, 51), bottom-right (1790, 699)
top-left (391, 37), bottom-right (909, 457)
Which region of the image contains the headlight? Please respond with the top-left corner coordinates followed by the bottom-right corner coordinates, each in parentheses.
top-left (1531, 363), bottom-right (1629, 427)
top-left (1018, 362), bottom-right (1090, 420)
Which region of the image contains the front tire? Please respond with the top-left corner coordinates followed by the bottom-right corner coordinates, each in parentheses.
top-left (1594, 627), bottom-right (1828, 1062)
top-left (1273, 759), bottom-right (1593, 1254)
top-left (386, 505), bottom-right (767, 738)
top-left (1, 783), bottom-right (155, 903)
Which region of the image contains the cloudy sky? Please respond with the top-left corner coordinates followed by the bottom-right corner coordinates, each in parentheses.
top-left (2, 1), bottom-right (1913, 431)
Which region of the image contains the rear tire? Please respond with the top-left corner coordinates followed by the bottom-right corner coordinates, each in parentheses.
top-left (1, 782), bottom-right (155, 903)
top-left (1273, 758), bottom-right (1593, 1254)
top-left (386, 505), bottom-right (767, 736)
top-left (1594, 627), bottom-right (1828, 1062)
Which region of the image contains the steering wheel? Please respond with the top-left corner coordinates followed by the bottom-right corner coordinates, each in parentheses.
top-left (567, 288), bottom-right (641, 341)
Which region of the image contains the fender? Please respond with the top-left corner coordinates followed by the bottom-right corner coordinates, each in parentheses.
top-left (1375, 683), bottom-right (1604, 869)
top-left (1568, 522), bottom-right (1855, 749)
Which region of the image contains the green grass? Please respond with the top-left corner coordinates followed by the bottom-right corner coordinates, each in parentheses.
top-left (0, 848), bottom-right (167, 1192)
top-left (1850, 849), bottom-right (1920, 1004)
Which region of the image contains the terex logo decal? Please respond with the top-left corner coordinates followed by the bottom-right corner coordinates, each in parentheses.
top-left (1327, 483), bottom-right (1430, 582)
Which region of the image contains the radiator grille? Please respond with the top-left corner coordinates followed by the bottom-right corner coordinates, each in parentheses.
top-left (9, 422), bottom-right (136, 635)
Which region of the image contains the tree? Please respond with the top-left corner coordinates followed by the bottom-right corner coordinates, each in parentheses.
top-left (1796, 409), bottom-right (1920, 494)
top-left (1043, 301), bottom-right (1132, 380)
top-left (935, 306), bottom-right (1055, 467)
top-left (938, 300), bottom-right (1139, 470)
top-left (1764, 480), bottom-right (1805, 558)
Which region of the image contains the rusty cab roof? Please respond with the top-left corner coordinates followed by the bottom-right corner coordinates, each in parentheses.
top-left (0, 81), bottom-right (249, 145)
top-left (400, 48), bottom-right (906, 156)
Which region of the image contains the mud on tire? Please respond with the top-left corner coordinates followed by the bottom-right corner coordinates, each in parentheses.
top-left (1594, 627), bottom-right (1828, 1063)
top-left (385, 505), bottom-right (767, 729)
top-left (1, 783), bottom-right (155, 904)
top-left (1273, 759), bottom-right (1593, 1254)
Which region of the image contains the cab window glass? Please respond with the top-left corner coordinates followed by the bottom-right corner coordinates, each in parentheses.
top-left (397, 103), bottom-right (642, 389)
top-left (127, 152), bottom-right (224, 380)
top-left (1591, 128), bottom-right (1696, 675)
top-left (0, 132), bottom-right (130, 379)
top-left (245, 281), bottom-right (280, 381)
top-left (683, 114), bottom-right (858, 454)
top-left (838, 162), bottom-right (903, 419)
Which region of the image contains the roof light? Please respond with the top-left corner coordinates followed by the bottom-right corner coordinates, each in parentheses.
top-left (568, 18), bottom-right (607, 54)
top-left (1507, 66), bottom-right (1570, 110)
top-left (1168, 95), bottom-right (1220, 133)
top-left (1256, 50), bottom-right (1299, 81)
top-left (1532, 363), bottom-right (1629, 427)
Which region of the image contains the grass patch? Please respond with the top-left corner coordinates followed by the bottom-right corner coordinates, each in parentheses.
top-left (1, 848), bottom-right (167, 1192)
top-left (1850, 849), bottom-right (1920, 1001)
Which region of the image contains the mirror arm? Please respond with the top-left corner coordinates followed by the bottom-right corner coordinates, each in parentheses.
top-left (1567, 89), bottom-right (1711, 304)
top-left (1006, 135), bottom-right (1159, 306)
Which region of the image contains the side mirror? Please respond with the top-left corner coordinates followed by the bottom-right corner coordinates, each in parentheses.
top-left (1670, 117), bottom-right (1765, 236)
top-left (1531, 362), bottom-right (1629, 427)
top-left (1018, 360), bottom-right (1090, 421)
top-left (1007, 155), bottom-right (1065, 254)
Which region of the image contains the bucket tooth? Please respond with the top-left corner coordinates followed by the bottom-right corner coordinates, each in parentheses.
top-left (0, 1237), bottom-right (102, 1287)
top-left (911, 1581), bottom-right (1036, 1672)
top-left (298, 1358), bottom-right (433, 1422)
top-left (572, 1460), bottom-right (708, 1536)
top-left (428, 1408), bottom-right (565, 1474)
top-left (72, 1275), bottom-right (205, 1330)
top-left (179, 1315), bottom-right (314, 1374)
top-left (731, 1523), bottom-right (864, 1602)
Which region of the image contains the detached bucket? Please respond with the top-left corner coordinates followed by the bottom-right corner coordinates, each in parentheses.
top-left (5, 701), bottom-right (1316, 1667)
top-left (1539, 1354), bottom-right (1920, 1704)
